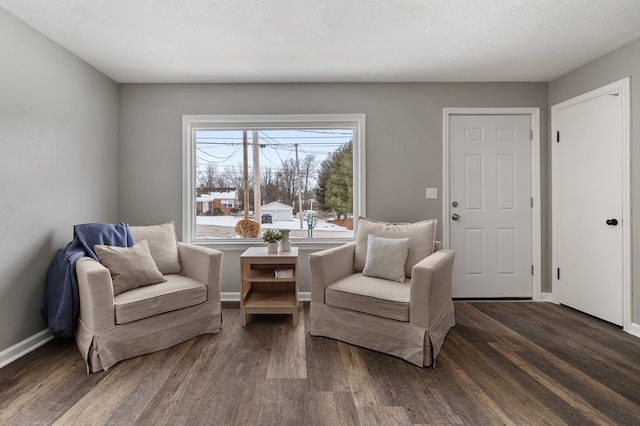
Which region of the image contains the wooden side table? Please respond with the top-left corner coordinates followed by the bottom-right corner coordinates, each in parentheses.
top-left (240, 247), bottom-right (299, 326)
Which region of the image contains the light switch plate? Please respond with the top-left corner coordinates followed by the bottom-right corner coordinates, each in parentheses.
top-left (426, 188), bottom-right (438, 199)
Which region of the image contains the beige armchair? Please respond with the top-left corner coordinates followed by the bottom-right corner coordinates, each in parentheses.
top-left (74, 223), bottom-right (222, 373)
top-left (309, 218), bottom-right (455, 367)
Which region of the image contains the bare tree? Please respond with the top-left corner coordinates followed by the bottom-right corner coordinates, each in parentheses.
top-left (224, 163), bottom-right (253, 209)
top-left (256, 156), bottom-right (316, 209)
top-left (300, 154), bottom-right (317, 208)
top-left (277, 158), bottom-right (297, 207)
top-left (198, 164), bottom-right (218, 187)
top-left (261, 167), bottom-right (278, 204)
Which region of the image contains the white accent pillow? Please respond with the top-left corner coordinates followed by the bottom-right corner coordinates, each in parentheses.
top-left (355, 217), bottom-right (437, 278)
top-left (362, 235), bottom-right (411, 283)
top-left (129, 221), bottom-right (182, 275)
top-left (94, 239), bottom-right (167, 296)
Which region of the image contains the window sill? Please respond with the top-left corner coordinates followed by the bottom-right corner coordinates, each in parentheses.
top-left (186, 238), bottom-right (353, 252)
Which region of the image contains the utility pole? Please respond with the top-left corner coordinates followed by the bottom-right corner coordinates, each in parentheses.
top-left (252, 131), bottom-right (261, 223)
top-left (242, 130), bottom-right (249, 220)
top-left (234, 130), bottom-right (259, 238)
top-left (295, 143), bottom-right (303, 230)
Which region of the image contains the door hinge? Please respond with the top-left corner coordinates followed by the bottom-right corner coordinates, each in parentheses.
top-left (531, 265), bottom-right (534, 276)
top-left (556, 131), bottom-right (560, 143)
top-left (557, 268), bottom-right (560, 280)
top-left (530, 129), bottom-right (533, 141)
top-left (531, 197), bottom-right (534, 208)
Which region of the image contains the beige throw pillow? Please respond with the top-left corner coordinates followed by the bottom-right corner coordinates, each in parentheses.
top-left (129, 221), bottom-right (182, 275)
top-left (95, 239), bottom-right (167, 296)
top-left (355, 217), bottom-right (437, 277)
top-left (362, 235), bottom-right (411, 282)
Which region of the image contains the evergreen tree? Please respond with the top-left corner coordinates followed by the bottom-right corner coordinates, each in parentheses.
top-left (316, 160), bottom-right (329, 211)
top-left (315, 141), bottom-right (352, 217)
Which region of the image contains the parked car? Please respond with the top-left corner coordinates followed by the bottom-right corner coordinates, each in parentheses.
top-left (261, 213), bottom-right (273, 224)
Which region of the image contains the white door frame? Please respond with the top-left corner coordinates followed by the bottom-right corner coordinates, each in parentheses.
top-left (443, 108), bottom-right (542, 300)
top-left (551, 77), bottom-right (631, 332)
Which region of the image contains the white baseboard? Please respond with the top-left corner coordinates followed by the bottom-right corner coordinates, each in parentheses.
top-left (539, 292), bottom-right (554, 302)
top-left (0, 329), bottom-right (53, 369)
top-left (626, 322), bottom-right (640, 338)
top-left (221, 292), bottom-right (311, 302)
top-left (221, 292), bottom-right (240, 302)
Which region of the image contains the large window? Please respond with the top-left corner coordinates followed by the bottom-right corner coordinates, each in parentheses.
top-left (182, 114), bottom-right (365, 243)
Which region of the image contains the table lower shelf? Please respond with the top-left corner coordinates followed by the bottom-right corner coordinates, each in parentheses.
top-left (241, 289), bottom-right (298, 326)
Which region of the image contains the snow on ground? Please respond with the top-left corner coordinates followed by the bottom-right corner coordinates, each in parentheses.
top-left (196, 215), bottom-right (350, 232)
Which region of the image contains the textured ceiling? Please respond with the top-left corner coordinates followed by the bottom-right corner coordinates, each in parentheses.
top-left (2, 0), bottom-right (640, 83)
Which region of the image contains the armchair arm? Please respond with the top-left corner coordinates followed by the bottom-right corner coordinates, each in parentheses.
top-left (76, 257), bottom-right (116, 332)
top-left (178, 242), bottom-right (223, 302)
top-left (409, 249), bottom-right (455, 328)
top-left (309, 241), bottom-right (356, 303)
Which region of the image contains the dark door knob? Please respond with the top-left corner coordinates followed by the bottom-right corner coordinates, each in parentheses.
top-left (606, 218), bottom-right (619, 226)
top-left (451, 213), bottom-right (460, 221)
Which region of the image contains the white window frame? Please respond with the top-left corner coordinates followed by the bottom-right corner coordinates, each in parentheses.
top-left (182, 114), bottom-right (366, 247)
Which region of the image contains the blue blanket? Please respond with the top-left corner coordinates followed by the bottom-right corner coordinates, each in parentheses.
top-left (42, 223), bottom-right (134, 338)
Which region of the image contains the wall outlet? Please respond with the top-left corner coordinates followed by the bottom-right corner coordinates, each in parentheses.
top-left (426, 188), bottom-right (438, 199)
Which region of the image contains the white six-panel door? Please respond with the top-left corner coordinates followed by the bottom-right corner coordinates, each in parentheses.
top-left (448, 115), bottom-right (533, 298)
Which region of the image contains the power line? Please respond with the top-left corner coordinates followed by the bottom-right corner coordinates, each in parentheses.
top-left (298, 129), bottom-right (353, 135)
top-left (196, 146), bottom-right (240, 162)
top-left (196, 141), bottom-right (347, 148)
top-left (258, 131), bottom-right (294, 165)
top-left (197, 135), bottom-right (351, 140)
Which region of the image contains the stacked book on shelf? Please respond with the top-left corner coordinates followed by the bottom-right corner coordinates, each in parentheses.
top-left (274, 269), bottom-right (294, 279)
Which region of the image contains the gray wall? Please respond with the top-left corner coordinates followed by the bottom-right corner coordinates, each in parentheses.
top-left (549, 36), bottom-right (640, 324)
top-left (118, 83), bottom-right (549, 295)
top-left (0, 9), bottom-right (118, 352)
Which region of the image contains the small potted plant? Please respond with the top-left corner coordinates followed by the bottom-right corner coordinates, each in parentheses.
top-left (262, 229), bottom-right (282, 254)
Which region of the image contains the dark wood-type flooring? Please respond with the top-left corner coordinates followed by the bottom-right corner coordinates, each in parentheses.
top-left (2, 302), bottom-right (640, 425)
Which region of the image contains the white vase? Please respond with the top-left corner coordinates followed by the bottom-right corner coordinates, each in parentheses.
top-left (279, 229), bottom-right (291, 252)
top-left (267, 242), bottom-right (279, 254)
